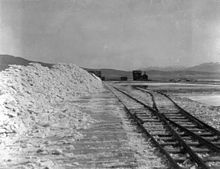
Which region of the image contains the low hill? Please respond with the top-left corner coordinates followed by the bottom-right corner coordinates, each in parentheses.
top-left (100, 69), bottom-right (132, 79)
top-left (85, 68), bottom-right (132, 80)
top-left (0, 54), bottom-right (53, 71)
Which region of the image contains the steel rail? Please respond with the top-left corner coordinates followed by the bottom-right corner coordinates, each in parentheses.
top-left (110, 85), bottom-right (210, 169)
top-left (135, 87), bottom-right (220, 152)
top-left (157, 90), bottom-right (220, 136)
top-left (136, 86), bottom-right (220, 135)
top-left (105, 84), bottom-right (182, 169)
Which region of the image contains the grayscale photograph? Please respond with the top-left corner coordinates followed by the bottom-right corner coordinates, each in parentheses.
top-left (0, 0), bottom-right (220, 168)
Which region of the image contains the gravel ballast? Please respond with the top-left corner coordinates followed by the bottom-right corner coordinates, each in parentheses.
top-left (167, 93), bottom-right (220, 130)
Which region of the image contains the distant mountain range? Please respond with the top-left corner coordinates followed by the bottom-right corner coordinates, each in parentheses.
top-left (0, 54), bottom-right (53, 71)
top-left (186, 62), bottom-right (220, 73)
top-left (88, 62), bottom-right (220, 81)
top-left (143, 66), bottom-right (186, 72)
top-left (143, 62), bottom-right (220, 73)
top-left (1, 54), bottom-right (219, 81)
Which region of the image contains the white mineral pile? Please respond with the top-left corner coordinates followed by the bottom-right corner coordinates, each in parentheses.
top-left (0, 63), bottom-right (103, 168)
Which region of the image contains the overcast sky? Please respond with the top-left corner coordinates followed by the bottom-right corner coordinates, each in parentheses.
top-left (0, 0), bottom-right (220, 70)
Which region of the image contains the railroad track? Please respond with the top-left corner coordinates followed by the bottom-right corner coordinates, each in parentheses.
top-left (107, 84), bottom-right (220, 169)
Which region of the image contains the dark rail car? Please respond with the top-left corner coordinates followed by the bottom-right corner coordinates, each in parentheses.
top-left (132, 70), bottom-right (148, 81)
top-left (120, 76), bottom-right (128, 81)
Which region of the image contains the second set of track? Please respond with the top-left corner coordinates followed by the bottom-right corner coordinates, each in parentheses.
top-left (107, 84), bottom-right (220, 169)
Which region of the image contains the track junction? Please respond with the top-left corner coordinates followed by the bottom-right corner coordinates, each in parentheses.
top-left (107, 83), bottom-right (220, 169)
